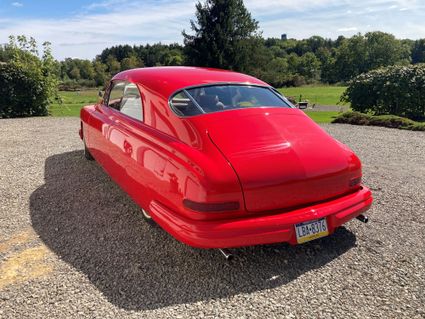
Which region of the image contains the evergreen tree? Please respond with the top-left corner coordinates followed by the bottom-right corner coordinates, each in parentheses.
top-left (183, 0), bottom-right (260, 71)
top-left (412, 39), bottom-right (425, 64)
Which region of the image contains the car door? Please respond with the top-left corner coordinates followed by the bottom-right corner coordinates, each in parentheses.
top-left (99, 80), bottom-right (181, 214)
top-left (85, 83), bottom-right (117, 169)
top-left (102, 80), bottom-right (159, 210)
top-left (92, 81), bottom-right (136, 193)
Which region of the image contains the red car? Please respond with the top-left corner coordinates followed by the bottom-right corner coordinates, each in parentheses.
top-left (80, 67), bottom-right (372, 252)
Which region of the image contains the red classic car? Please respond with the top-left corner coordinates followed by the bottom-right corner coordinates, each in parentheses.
top-left (80, 67), bottom-right (372, 253)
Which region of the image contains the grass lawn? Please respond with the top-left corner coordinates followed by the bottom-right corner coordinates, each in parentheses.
top-left (278, 86), bottom-right (348, 106)
top-left (49, 90), bottom-right (100, 116)
top-left (304, 111), bottom-right (340, 123)
top-left (50, 88), bottom-right (341, 123)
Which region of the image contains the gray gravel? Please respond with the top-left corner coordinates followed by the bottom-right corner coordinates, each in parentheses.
top-left (0, 117), bottom-right (424, 319)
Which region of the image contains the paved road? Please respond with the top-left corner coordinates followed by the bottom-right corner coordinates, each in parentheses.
top-left (0, 117), bottom-right (424, 318)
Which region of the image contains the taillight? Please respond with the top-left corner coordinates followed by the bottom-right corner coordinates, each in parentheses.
top-left (183, 199), bottom-right (240, 212)
top-left (349, 176), bottom-right (362, 187)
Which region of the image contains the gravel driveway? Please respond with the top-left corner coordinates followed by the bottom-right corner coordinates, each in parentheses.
top-left (0, 117), bottom-right (424, 318)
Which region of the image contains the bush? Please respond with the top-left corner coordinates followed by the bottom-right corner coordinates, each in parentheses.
top-left (0, 36), bottom-right (59, 118)
top-left (0, 63), bottom-right (50, 117)
top-left (332, 111), bottom-right (425, 131)
top-left (341, 64), bottom-right (425, 121)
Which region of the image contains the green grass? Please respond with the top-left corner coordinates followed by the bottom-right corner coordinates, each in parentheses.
top-left (49, 90), bottom-right (99, 116)
top-left (305, 111), bottom-right (340, 123)
top-left (278, 86), bottom-right (348, 106)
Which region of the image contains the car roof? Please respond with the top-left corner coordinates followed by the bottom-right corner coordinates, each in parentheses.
top-left (112, 66), bottom-right (268, 98)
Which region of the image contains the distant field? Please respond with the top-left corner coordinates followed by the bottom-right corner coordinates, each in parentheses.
top-left (50, 87), bottom-right (344, 123)
top-left (278, 86), bottom-right (348, 106)
top-left (49, 90), bottom-right (99, 117)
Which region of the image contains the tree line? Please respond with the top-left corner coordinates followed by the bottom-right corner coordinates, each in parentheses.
top-left (1, 0), bottom-right (425, 90)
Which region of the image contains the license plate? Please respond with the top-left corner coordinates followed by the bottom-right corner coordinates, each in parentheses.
top-left (295, 218), bottom-right (329, 244)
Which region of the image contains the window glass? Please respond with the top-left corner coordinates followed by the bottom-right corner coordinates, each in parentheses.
top-left (121, 83), bottom-right (143, 121)
top-left (170, 91), bottom-right (202, 116)
top-left (107, 81), bottom-right (143, 121)
top-left (108, 81), bottom-right (125, 110)
top-left (170, 85), bottom-right (291, 116)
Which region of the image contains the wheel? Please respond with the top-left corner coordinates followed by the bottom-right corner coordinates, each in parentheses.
top-left (141, 208), bottom-right (156, 225)
top-left (84, 142), bottom-right (94, 161)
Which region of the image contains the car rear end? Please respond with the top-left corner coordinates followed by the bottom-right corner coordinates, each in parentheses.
top-left (150, 84), bottom-right (372, 248)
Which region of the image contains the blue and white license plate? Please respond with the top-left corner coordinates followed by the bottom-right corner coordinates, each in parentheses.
top-left (295, 218), bottom-right (329, 244)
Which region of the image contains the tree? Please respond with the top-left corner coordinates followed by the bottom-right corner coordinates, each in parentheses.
top-left (297, 52), bottom-right (321, 81)
top-left (183, 0), bottom-right (260, 72)
top-left (332, 34), bottom-right (368, 82)
top-left (315, 47), bottom-right (336, 83)
top-left (79, 60), bottom-right (95, 80)
top-left (69, 66), bottom-right (81, 80)
top-left (121, 54), bottom-right (143, 70)
top-left (331, 32), bottom-right (411, 83)
top-left (106, 55), bottom-right (121, 75)
top-left (364, 31), bottom-right (411, 70)
top-left (412, 39), bottom-right (425, 64)
top-left (93, 60), bottom-right (109, 87)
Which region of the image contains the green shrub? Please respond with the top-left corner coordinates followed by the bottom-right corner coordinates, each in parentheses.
top-left (0, 36), bottom-right (59, 118)
top-left (0, 63), bottom-right (50, 117)
top-left (332, 111), bottom-right (425, 131)
top-left (341, 64), bottom-right (425, 121)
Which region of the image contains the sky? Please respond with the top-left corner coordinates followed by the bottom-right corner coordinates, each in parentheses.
top-left (0, 0), bottom-right (424, 60)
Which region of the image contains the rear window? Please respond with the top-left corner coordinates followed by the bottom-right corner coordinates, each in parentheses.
top-left (170, 85), bottom-right (291, 116)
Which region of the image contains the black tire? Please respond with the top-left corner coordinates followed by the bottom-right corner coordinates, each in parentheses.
top-left (84, 142), bottom-right (94, 161)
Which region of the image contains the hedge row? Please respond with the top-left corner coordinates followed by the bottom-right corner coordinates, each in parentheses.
top-left (332, 111), bottom-right (425, 131)
top-left (341, 64), bottom-right (425, 121)
top-left (0, 63), bottom-right (50, 118)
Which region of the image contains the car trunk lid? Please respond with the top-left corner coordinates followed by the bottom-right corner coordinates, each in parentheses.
top-left (191, 108), bottom-right (358, 212)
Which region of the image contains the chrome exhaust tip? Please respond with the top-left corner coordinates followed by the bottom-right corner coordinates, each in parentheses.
top-left (219, 249), bottom-right (234, 261)
top-left (356, 214), bottom-right (369, 223)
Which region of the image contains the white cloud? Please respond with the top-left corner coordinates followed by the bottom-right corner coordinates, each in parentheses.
top-left (245, 0), bottom-right (335, 11)
top-left (84, 0), bottom-right (128, 11)
top-left (11, 2), bottom-right (23, 7)
top-left (337, 27), bottom-right (358, 32)
top-left (0, 0), bottom-right (194, 59)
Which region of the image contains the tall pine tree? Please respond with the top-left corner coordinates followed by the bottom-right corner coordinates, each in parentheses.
top-left (183, 0), bottom-right (260, 72)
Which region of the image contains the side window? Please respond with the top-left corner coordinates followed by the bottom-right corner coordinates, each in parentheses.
top-left (121, 82), bottom-right (143, 121)
top-left (107, 81), bottom-right (125, 110)
top-left (106, 81), bottom-right (143, 121)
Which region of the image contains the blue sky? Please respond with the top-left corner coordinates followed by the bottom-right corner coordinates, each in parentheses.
top-left (1, 0), bottom-right (424, 60)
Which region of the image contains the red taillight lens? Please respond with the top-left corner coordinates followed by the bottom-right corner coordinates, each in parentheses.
top-left (183, 199), bottom-right (240, 212)
top-left (349, 176), bottom-right (362, 187)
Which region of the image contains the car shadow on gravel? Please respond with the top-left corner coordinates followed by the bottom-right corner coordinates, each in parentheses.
top-left (30, 150), bottom-right (357, 311)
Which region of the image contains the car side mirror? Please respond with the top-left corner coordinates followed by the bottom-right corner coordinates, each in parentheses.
top-left (98, 90), bottom-right (103, 98)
